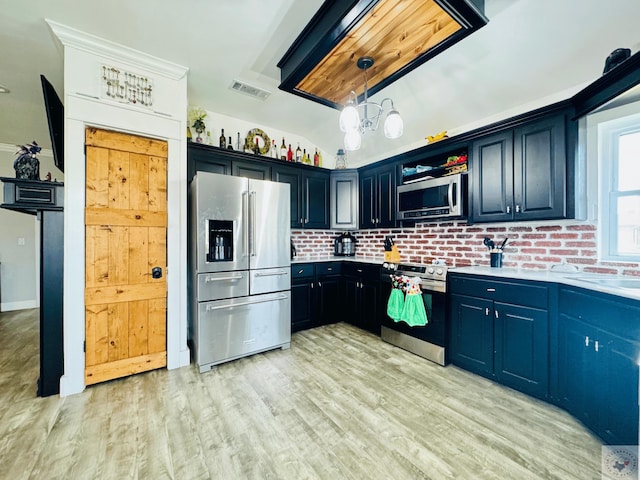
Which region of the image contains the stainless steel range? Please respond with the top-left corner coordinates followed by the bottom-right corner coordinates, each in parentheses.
top-left (380, 262), bottom-right (449, 366)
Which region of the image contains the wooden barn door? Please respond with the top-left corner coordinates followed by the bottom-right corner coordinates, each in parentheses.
top-left (84, 128), bottom-right (168, 385)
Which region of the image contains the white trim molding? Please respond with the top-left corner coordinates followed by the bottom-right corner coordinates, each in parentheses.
top-left (46, 20), bottom-right (189, 81)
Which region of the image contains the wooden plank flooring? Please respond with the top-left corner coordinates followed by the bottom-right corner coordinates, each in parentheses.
top-left (0, 309), bottom-right (606, 479)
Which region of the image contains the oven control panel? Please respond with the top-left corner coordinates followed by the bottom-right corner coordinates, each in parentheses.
top-left (381, 262), bottom-right (448, 282)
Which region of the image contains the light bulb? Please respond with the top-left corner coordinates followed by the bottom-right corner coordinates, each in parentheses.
top-left (339, 104), bottom-right (360, 133)
top-left (383, 109), bottom-right (403, 139)
top-left (344, 130), bottom-right (361, 151)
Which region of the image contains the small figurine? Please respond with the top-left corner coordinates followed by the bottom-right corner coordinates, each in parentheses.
top-left (45, 172), bottom-right (52, 182)
top-left (14, 141), bottom-right (41, 180)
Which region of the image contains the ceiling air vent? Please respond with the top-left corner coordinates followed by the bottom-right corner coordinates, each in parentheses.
top-left (229, 80), bottom-right (271, 101)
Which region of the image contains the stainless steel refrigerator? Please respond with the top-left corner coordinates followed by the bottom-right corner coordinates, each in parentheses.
top-left (189, 172), bottom-right (291, 372)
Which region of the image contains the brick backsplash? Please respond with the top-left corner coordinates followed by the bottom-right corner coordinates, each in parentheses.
top-left (291, 220), bottom-right (640, 277)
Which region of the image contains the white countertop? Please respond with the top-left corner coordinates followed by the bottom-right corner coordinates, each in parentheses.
top-left (289, 258), bottom-right (640, 301)
top-left (291, 255), bottom-right (383, 265)
top-left (450, 266), bottom-right (640, 301)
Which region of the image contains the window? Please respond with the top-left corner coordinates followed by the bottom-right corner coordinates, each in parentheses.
top-left (600, 115), bottom-right (640, 261)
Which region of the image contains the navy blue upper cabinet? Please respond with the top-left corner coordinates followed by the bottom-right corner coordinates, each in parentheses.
top-left (470, 112), bottom-right (568, 223)
top-left (359, 164), bottom-right (396, 229)
top-left (272, 166), bottom-right (330, 230)
top-left (557, 287), bottom-right (640, 445)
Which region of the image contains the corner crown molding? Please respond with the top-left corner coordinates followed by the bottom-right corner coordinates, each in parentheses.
top-left (46, 19), bottom-right (189, 81)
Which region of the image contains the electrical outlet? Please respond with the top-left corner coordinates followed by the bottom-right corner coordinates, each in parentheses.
top-left (17, 237), bottom-right (25, 246)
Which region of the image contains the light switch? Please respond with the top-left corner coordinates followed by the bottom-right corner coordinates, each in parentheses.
top-left (17, 237), bottom-right (25, 245)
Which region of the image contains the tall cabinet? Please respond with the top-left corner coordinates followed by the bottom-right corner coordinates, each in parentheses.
top-left (359, 163), bottom-right (396, 229)
top-left (330, 169), bottom-right (358, 230)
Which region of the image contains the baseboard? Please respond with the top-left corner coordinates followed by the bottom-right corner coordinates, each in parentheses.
top-left (1, 300), bottom-right (38, 312)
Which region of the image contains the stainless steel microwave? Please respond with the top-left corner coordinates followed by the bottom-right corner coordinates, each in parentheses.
top-left (396, 173), bottom-right (466, 221)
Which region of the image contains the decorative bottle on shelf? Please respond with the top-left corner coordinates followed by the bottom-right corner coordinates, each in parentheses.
top-left (237, 132), bottom-right (241, 151)
top-left (313, 148), bottom-right (320, 166)
top-left (219, 129), bottom-right (226, 148)
top-left (280, 138), bottom-right (287, 160)
top-left (295, 143), bottom-right (302, 163)
top-left (335, 149), bottom-right (346, 169)
top-left (253, 137), bottom-right (260, 155)
top-left (317, 150), bottom-right (323, 167)
top-left (287, 144), bottom-right (294, 162)
top-left (186, 127), bottom-right (192, 142)
top-left (205, 131), bottom-right (213, 145)
top-left (303, 149), bottom-right (310, 165)
top-left (271, 140), bottom-right (277, 158)
top-left (227, 136), bottom-right (233, 149)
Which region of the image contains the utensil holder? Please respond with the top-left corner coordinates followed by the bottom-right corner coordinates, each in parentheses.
top-left (490, 251), bottom-right (503, 268)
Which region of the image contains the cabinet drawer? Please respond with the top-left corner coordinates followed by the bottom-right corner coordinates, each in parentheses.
top-left (449, 275), bottom-right (548, 309)
top-left (559, 287), bottom-right (640, 339)
top-left (316, 262), bottom-right (342, 276)
top-left (343, 262), bottom-right (379, 277)
top-left (291, 263), bottom-right (315, 280)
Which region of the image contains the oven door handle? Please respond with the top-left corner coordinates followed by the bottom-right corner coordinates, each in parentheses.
top-left (418, 280), bottom-right (447, 293)
top-left (447, 179), bottom-right (455, 211)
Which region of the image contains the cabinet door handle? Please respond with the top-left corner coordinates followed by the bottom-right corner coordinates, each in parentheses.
top-left (305, 218), bottom-right (309, 224)
top-left (485, 307), bottom-right (490, 316)
top-left (585, 336), bottom-right (589, 347)
top-left (594, 340), bottom-right (599, 352)
top-left (486, 288), bottom-right (496, 292)
top-left (298, 269), bottom-right (304, 274)
top-left (311, 283), bottom-right (314, 289)
top-left (300, 218), bottom-right (304, 224)
top-left (515, 204), bottom-right (521, 213)
top-left (506, 205), bottom-right (511, 214)
top-left (318, 281), bottom-right (322, 288)
top-left (494, 310), bottom-right (499, 319)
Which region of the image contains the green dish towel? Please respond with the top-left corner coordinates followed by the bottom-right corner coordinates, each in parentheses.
top-left (387, 288), bottom-right (405, 320)
top-left (400, 293), bottom-right (428, 326)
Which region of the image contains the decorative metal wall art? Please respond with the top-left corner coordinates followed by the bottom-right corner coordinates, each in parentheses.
top-left (101, 65), bottom-right (153, 107)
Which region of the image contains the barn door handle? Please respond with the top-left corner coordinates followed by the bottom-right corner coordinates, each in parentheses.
top-left (152, 267), bottom-right (163, 279)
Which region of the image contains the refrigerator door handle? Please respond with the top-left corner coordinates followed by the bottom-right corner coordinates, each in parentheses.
top-left (242, 190), bottom-right (249, 257)
top-left (204, 274), bottom-right (244, 282)
top-left (254, 271), bottom-right (289, 277)
top-left (205, 293), bottom-right (289, 311)
top-left (250, 191), bottom-right (257, 257)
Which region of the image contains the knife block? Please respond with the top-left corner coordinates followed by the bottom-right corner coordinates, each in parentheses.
top-left (384, 245), bottom-right (401, 263)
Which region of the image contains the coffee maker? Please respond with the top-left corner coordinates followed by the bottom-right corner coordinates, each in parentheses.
top-left (334, 232), bottom-right (357, 256)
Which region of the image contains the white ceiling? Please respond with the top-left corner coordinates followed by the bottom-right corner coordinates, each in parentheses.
top-left (1, 0), bottom-right (639, 166)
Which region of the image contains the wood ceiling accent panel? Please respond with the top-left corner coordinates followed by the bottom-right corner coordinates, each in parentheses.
top-left (295, 0), bottom-right (462, 106)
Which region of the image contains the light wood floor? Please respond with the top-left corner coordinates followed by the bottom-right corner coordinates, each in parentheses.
top-left (1, 309), bottom-right (606, 479)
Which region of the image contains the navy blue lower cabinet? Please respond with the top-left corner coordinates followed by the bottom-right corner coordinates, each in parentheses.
top-left (494, 302), bottom-right (549, 398)
top-left (558, 287), bottom-right (640, 445)
top-left (448, 274), bottom-right (550, 399)
top-left (450, 293), bottom-right (494, 376)
top-left (291, 263), bottom-right (317, 332)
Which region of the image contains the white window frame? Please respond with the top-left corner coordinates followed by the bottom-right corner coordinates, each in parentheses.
top-left (598, 111), bottom-right (640, 262)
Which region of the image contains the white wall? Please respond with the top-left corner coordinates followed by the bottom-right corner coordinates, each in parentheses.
top-left (0, 145), bottom-right (63, 311)
top-left (193, 109), bottom-right (336, 168)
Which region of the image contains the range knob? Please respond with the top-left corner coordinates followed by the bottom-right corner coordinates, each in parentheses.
top-left (382, 262), bottom-right (389, 269)
top-left (428, 267), bottom-right (435, 274)
top-left (436, 268), bottom-right (444, 276)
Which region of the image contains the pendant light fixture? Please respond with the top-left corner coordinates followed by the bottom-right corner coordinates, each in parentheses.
top-left (339, 56), bottom-right (403, 151)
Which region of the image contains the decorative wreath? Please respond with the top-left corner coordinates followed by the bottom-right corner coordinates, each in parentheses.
top-left (244, 128), bottom-right (271, 155)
